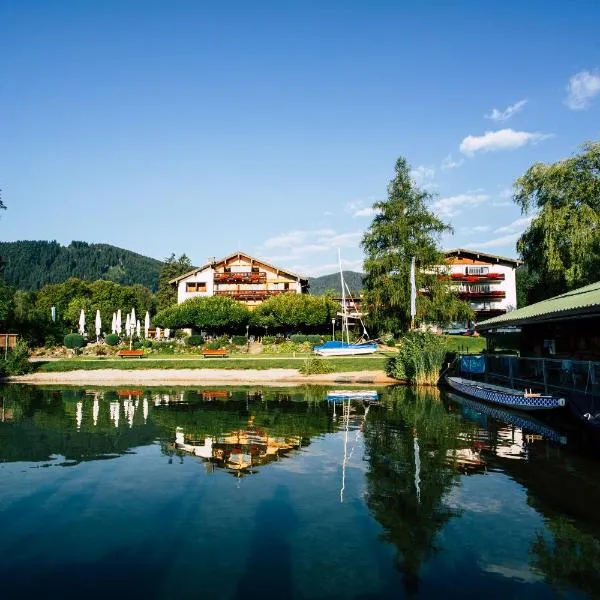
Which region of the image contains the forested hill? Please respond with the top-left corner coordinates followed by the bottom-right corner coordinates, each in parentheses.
top-left (0, 241), bottom-right (164, 291)
top-left (308, 270), bottom-right (364, 295)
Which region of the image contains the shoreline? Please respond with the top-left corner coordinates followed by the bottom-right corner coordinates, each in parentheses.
top-left (7, 368), bottom-right (400, 387)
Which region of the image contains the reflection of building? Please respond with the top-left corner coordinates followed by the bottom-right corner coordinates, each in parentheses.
top-left (173, 420), bottom-right (302, 475)
top-left (444, 249), bottom-right (521, 320)
top-left (170, 251), bottom-right (309, 309)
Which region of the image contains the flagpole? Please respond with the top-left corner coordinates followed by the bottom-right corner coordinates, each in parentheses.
top-left (410, 256), bottom-right (416, 330)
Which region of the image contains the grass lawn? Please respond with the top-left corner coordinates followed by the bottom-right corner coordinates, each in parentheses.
top-left (34, 354), bottom-right (391, 373)
top-left (443, 335), bottom-right (486, 354)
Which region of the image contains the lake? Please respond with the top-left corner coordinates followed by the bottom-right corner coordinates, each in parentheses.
top-left (1, 384), bottom-right (599, 599)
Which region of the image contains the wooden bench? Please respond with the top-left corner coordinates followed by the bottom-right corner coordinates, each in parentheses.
top-left (116, 349), bottom-right (145, 358)
top-left (202, 348), bottom-right (229, 358)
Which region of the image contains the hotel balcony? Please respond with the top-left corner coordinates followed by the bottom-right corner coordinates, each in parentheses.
top-left (215, 289), bottom-right (291, 301)
top-left (459, 290), bottom-right (506, 300)
top-left (214, 272), bottom-right (267, 284)
top-left (450, 272), bottom-right (505, 282)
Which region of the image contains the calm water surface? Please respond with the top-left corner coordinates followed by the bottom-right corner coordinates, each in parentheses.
top-left (1, 384), bottom-right (599, 599)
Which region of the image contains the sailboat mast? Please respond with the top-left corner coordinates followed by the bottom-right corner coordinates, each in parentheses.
top-left (338, 248), bottom-right (348, 344)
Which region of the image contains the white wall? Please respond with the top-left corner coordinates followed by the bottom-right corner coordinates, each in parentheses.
top-left (177, 267), bottom-right (214, 304)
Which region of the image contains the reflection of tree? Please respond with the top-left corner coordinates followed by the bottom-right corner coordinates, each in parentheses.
top-left (364, 386), bottom-right (469, 594)
top-left (531, 518), bottom-right (600, 597)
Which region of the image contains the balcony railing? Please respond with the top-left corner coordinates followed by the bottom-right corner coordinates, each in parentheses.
top-left (215, 289), bottom-right (291, 300)
top-left (451, 272), bottom-right (505, 282)
top-left (459, 290), bottom-right (506, 299)
top-left (214, 272), bottom-right (266, 284)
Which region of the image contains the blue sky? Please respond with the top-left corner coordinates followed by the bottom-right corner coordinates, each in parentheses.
top-left (1, 0), bottom-right (599, 276)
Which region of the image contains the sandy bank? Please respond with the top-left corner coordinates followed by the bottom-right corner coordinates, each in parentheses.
top-left (7, 369), bottom-right (399, 387)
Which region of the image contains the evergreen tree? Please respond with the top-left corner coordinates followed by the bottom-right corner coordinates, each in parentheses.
top-left (361, 157), bottom-right (472, 334)
top-left (155, 253), bottom-right (193, 311)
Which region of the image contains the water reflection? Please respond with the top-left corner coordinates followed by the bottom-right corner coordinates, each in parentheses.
top-left (0, 383), bottom-right (599, 598)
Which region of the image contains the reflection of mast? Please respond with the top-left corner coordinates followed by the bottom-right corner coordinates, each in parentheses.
top-left (76, 401), bottom-right (82, 431)
top-left (414, 434), bottom-right (421, 504)
top-left (340, 399), bottom-right (350, 503)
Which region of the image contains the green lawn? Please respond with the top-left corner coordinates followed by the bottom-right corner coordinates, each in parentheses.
top-left (442, 335), bottom-right (486, 354)
top-left (34, 354), bottom-right (390, 373)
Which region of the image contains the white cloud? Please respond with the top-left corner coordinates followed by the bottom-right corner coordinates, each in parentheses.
top-left (498, 187), bottom-right (513, 199)
top-left (485, 99), bottom-right (528, 121)
top-left (441, 154), bottom-right (465, 170)
top-left (492, 201), bottom-right (512, 207)
top-left (262, 229), bottom-right (334, 249)
top-left (459, 225), bottom-right (491, 234)
top-left (459, 128), bottom-right (552, 156)
top-left (353, 206), bottom-right (378, 218)
top-left (411, 165), bottom-right (435, 182)
top-left (296, 258), bottom-right (364, 277)
top-left (473, 233), bottom-right (521, 249)
top-left (432, 193), bottom-right (490, 218)
top-left (565, 70), bottom-right (600, 110)
top-left (494, 215), bottom-right (534, 234)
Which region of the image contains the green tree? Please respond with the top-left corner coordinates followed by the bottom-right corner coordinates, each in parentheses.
top-left (154, 295), bottom-right (250, 332)
top-left (250, 294), bottom-right (338, 331)
top-left (514, 141), bottom-right (600, 303)
top-left (155, 253), bottom-right (193, 311)
top-left (361, 157), bottom-right (472, 335)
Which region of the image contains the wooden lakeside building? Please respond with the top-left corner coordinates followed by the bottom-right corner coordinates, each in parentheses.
top-left (170, 251), bottom-right (309, 310)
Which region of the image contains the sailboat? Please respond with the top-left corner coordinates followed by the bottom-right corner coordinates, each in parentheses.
top-left (313, 251), bottom-right (378, 357)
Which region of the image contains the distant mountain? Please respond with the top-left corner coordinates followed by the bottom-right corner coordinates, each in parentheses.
top-left (0, 240), bottom-right (164, 291)
top-left (308, 270), bottom-right (364, 296)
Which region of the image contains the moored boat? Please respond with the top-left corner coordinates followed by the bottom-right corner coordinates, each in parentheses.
top-left (446, 376), bottom-right (566, 411)
top-left (313, 340), bottom-right (378, 356)
top-left (446, 392), bottom-right (567, 444)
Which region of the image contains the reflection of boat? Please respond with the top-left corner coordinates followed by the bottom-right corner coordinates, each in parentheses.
top-left (446, 392), bottom-right (567, 445)
top-left (446, 376), bottom-right (566, 411)
top-left (313, 250), bottom-right (377, 357)
top-left (326, 390), bottom-right (379, 402)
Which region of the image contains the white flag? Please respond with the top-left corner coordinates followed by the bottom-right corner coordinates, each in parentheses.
top-left (410, 256), bottom-right (417, 319)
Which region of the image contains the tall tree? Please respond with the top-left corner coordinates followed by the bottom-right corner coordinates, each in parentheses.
top-left (155, 253), bottom-right (193, 311)
top-left (515, 141), bottom-right (600, 303)
top-left (361, 157), bottom-right (472, 334)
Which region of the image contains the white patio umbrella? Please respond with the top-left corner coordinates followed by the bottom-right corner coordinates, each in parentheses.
top-left (125, 313), bottom-right (131, 337)
top-left (130, 308), bottom-right (136, 337)
top-left (144, 311), bottom-right (150, 338)
top-left (155, 326), bottom-right (161, 340)
top-left (116, 309), bottom-right (122, 335)
top-left (136, 319), bottom-right (141, 338)
top-left (95, 310), bottom-right (102, 341)
top-left (78, 309), bottom-right (86, 335)
top-left (111, 312), bottom-right (117, 335)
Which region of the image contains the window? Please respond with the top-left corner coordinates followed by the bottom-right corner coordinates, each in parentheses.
top-left (284, 282), bottom-right (290, 291)
top-left (466, 266), bottom-right (489, 275)
top-left (186, 282), bottom-right (207, 293)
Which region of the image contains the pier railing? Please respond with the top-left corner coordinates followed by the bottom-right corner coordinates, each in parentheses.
top-left (459, 354), bottom-right (600, 398)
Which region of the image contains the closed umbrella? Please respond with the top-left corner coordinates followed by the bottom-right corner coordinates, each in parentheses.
top-left (95, 310), bottom-right (102, 341)
top-left (144, 311), bottom-right (150, 338)
top-left (116, 309), bottom-right (122, 336)
top-left (111, 312), bottom-right (117, 335)
top-left (78, 309), bottom-right (86, 335)
top-left (130, 308), bottom-right (136, 339)
top-left (136, 319), bottom-right (141, 338)
top-left (125, 313), bottom-right (131, 337)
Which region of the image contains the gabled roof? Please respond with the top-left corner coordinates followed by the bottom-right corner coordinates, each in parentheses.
top-left (476, 280), bottom-right (600, 329)
top-left (169, 251), bottom-right (308, 284)
top-left (444, 248), bottom-right (522, 268)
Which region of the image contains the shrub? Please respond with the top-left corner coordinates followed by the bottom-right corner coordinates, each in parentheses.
top-left (299, 357), bottom-right (334, 375)
top-left (306, 334), bottom-right (322, 344)
top-left (386, 330), bottom-right (447, 385)
top-left (262, 336), bottom-right (277, 345)
top-left (186, 334), bottom-right (203, 347)
top-left (290, 334), bottom-right (307, 343)
top-left (64, 333), bottom-right (86, 354)
top-left (3, 340), bottom-right (33, 375)
top-left (231, 335), bottom-right (247, 346)
top-left (206, 341), bottom-right (222, 350)
top-left (105, 334), bottom-right (120, 346)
